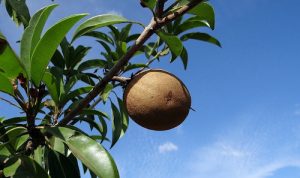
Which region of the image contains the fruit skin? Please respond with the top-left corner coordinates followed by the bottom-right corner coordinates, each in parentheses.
top-left (123, 69), bottom-right (191, 131)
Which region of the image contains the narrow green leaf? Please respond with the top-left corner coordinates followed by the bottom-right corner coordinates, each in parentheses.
top-left (77, 59), bottom-right (107, 71)
top-left (156, 31), bottom-right (183, 59)
top-left (20, 4), bottom-right (58, 78)
top-left (47, 148), bottom-right (80, 178)
top-left (33, 146), bottom-right (44, 167)
top-left (176, 17), bottom-right (210, 34)
top-left (110, 102), bottom-right (122, 148)
top-left (2, 117), bottom-right (27, 126)
top-left (180, 32), bottom-right (221, 47)
top-left (142, 0), bottom-right (156, 10)
top-left (73, 14), bottom-right (129, 41)
top-left (51, 49), bottom-right (65, 69)
top-left (179, 46), bottom-right (188, 69)
top-left (120, 24), bottom-right (132, 41)
top-left (171, 1), bottom-right (214, 30)
top-left (43, 71), bottom-right (61, 104)
top-left (0, 73), bottom-right (14, 95)
top-left (62, 86), bottom-right (93, 105)
top-left (4, 156), bottom-right (49, 178)
top-left (69, 45), bottom-right (91, 69)
top-left (83, 31), bottom-right (114, 45)
top-left (42, 127), bottom-right (120, 178)
top-left (5, 0), bottom-right (30, 27)
top-left (31, 13), bottom-right (87, 86)
top-left (101, 83), bottom-right (113, 102)
top-left (117, 98), bottom-right (129, 137)
top-left (189, 2), bottom-right (215, 30)
top-left (124, 63), bottom-right (148, 72)
top-left (47, 136), bottom-right (66, 155)
top-left (72, 117), bottom-right (105, 139)
top-left (0, 32), bottom-right (23, 80)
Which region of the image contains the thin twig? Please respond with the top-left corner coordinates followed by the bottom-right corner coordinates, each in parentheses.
top-left (111, 76), bottom-right (131, 83)
top-left (57, 0), bottom-right (205, 126)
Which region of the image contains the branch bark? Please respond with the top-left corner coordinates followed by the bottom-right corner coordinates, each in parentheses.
top-left (58, 0), bottom-right (204, 126)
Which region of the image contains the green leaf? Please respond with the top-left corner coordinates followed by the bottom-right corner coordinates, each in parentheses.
top-left (180, 32), bottom-right (221, 47)
top-left (73, 14), bottom-right (129, 41)
top-left (142, 0), bottom-right (156, 10)
top-left (43, 71), bottom-right (61, 104)
top-left (2, 117), bottom-right (27, 126)
top-left (189, 2), bottom-right (215, 30)
top-left (33, 146), bottom-right (44, 167)
top-left (110, 102), bottom-right (122, 148)
top-left (20, 4), bottom-right (58, 78)
top-left (0, 32), bottom-right (23, 80)
top-left (179, 46), bottom-right (188, 69)
top-left (0, 73), bottom-right (14, 95)
top-left (120, 24), bottom-right (132, 41)
top-left (68, 45), bottom-right (91, 69)
top-left (156, 31), bottom-right (183, 59)
top-left (5, 0), bottom-right (30, 27)
top-left (51, 49), bottom-right (65, 69)
top-left (117, 98), bottom-right (129, 137)
top-left (42, 127), bottom-right (120, 178)
top-left (175, 16), bottom-right (211, 34)
top-left (101, 83), bottom-right (113, 102)
top-left (47, 148), bottom-right (80, 178)
top-left (3, 156), bottom-right (49, 178)
top-left (77, 59), bottom-right (107, 72)
top-left (47, 136), bottom-right (66, 155)
top-left (124, 63), bottom-right (148, 72)
top-left (31, 13), bottom-right (87, 86)
top-left (62, 86), bottom-right (93, 105)
top-left (83, 31), bottom-right (114, 45)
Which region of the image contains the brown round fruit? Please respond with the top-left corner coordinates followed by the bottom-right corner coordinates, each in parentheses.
top-left (123, 69), bottom-right (191, 131)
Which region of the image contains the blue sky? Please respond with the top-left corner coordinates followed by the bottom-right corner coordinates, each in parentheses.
top-left (1, 0), bottom-right (300, 178)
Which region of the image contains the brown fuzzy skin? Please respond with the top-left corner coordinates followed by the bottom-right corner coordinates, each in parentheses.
top-left (123, 69), bottom-right (191, 131)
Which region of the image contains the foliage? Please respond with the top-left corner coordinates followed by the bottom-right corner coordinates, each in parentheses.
top-left (0, 0), bottom-right (220, 177)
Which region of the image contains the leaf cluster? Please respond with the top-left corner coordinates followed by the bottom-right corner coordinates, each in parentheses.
top-left (0, 0), bottom-right (220, 177)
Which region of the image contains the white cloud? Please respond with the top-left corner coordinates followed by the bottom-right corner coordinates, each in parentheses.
top-left (178, 108), bottom-right (300, 178)
top-left (158, 142), bottom-right (178, 153)
top-left (184, 141), bottom-right (300, 178)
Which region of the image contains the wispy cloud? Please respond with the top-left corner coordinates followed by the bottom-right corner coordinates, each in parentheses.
top-left (158, 142), bottom-right (178, 153)
top-left (180, 108), bottom-right (300, 178)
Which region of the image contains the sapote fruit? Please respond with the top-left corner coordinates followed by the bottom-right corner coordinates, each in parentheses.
top-left (123, 69), bottom-right (191, 131)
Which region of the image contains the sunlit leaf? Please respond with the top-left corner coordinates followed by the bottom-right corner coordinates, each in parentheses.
top-left (189, 2), bottom-right (215, 30)
top-left (43, 71), bottom-right (61, 104)
top-left (20, 4), bottom-right (58, 78)
top-left (117, 97), bottom-right (129, 137)
top-left (156, 30), bottom-right (183, 59)
top-left (42, 127), bottom-right (119, 178)
top-left (101, 83), bottom-right (113, 102)
top-left (73, 14), bottom-right (129, 41)
top-left (0, 73), bottom-right (14, 95)
top-left (77, 59), bottom-right (107, 72)
top-left (31, 13), bottom-right (87, 85)
top-left (0, 32), bottom-right (23, 80)
top-left (83, 31), bottom-right (114, 45)
top-left (175, 16), bottom-right (211, 34)
top-left (180, 32), bottom-right (221, 47)
top-left (3, 156), bottom-right (49, 178)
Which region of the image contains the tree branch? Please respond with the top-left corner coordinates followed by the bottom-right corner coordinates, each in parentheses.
top-left (57, 0), bottom-right (204, 126)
